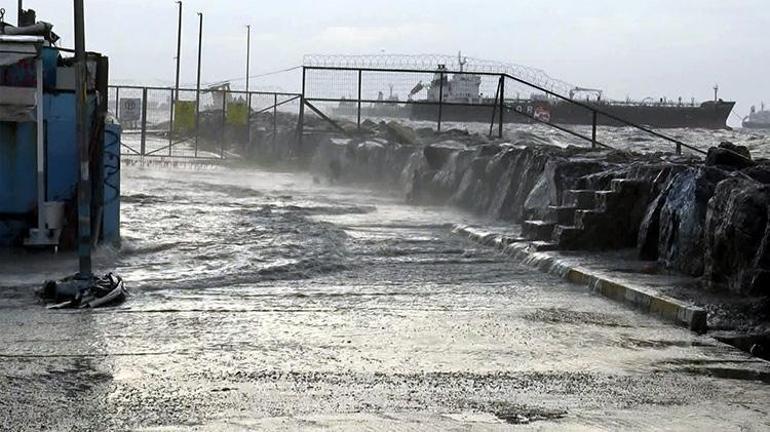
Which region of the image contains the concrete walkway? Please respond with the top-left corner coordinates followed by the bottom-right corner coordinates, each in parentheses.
top-left (0, 166), bottom-right (768, 431)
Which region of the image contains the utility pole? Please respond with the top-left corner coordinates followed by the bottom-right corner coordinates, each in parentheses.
top-left (194, 12), bottom-right (203, 156)
top-left (174, 1), bottom-right (182, 101)
top-left (74, 0), bottom-right (92, 277)
top-left (17, 0), bottom-right (23, 25)
top-left (245, 25), bottom-right (251, 93)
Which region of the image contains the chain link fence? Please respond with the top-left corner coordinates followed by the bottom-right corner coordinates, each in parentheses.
top-left (300, 66), bottom-right (700, 155)
top-left (108, 86), bottom-right (302, 159)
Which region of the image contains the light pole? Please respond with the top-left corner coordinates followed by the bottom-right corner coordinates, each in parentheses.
top-left (245, 25), bottom-right (251, 93)
top-left (74, 0), bottom-right (91, 277)
top-left (174, 1), bottom-right (182, 101)
top-left (194, 11), bottom-right (203, 157)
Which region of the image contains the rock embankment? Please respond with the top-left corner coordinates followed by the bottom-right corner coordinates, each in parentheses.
top-left (249, 121), bottom-right (769, 312)
top-left (641, 142), bottom-right (770, 298)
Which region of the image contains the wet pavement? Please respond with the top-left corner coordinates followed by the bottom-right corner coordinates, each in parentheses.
top-left (1, 164), bottom-right (769, 431)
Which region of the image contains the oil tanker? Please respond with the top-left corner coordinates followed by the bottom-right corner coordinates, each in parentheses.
top-left (743, 103), bottom-right (770, 129)
top-left (408, 66), bottom-right (735, 129)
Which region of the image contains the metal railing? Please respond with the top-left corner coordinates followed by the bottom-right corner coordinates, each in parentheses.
top-left (299, 66), bottom-right (708, 155)
top-left (108, 85), bottom-right (301, 159)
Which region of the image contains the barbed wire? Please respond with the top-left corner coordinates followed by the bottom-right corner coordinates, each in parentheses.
top-left (302, 53), bottom-right (577, 96)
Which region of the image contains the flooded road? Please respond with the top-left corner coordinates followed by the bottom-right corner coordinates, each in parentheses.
top-left (1, 164), bottom-right (769, 431)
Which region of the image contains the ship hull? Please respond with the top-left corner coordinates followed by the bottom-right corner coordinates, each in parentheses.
top-left (742, 121), bottom-right (770, 130)
top-left (409, 100), bottom-right (735, 130)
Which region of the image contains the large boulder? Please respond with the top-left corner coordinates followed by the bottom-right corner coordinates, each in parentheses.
top-left (704, 178), bottom-right (770, 296)
top-left (451, 154), bottom-right (495, 213)
top-left (423, 140), bottom-right (467, 171)
top-left (638, 191), bottom-right (667, 261)
top-left (706, 141), bottom-right (755, 170)
top-left (636, 165), bottom-right (694, 260)
top-left (411, 147), bottom-right (476, 205)
top-left (487, 145), bottom-right (550, 222)
top-left (657, 167), bottom-right (729, 276)
top-left (384, 121), bottom-right (420, 146)
top-left (521, 154), bottom-right (615, 220)
top-left (547, 158), bottom-right (611, 205)
top-left (742, 162), bottom-right (770, 184)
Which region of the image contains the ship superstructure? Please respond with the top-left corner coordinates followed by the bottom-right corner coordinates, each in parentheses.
top-left (744, 103), bottom-right (770, 129)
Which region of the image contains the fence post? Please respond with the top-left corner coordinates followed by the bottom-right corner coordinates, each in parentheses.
top-left (115, 86), bottom-right (120, 119)
top-left (437, 71), bottom-right (444, 133)
top-left (140, 87), bottom-right (148, 156)
top-left (357, 69), bottom-right (362, 131)
top-left (168, 88), bottom-right (174, 156)
top-left (273, 93), bottom-right (278, 143)
top-left (247, 92), bottom-right (252, 152)
top-left (195, 92), bottom-right (201, 158)
top-left (499, 75), bottom-right (504, 139)
top-left (676, 142), bottom-right (682, 155)
top-left (592, 111), bottom-right (598, 149)
top-left (298, 67), bottom-right (306, 152)
top-left (221, 90), bottom-right (227, 159)
top-left (488, 78), bottom-right (501, 137)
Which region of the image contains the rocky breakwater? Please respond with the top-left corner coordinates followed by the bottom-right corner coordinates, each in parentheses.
top-left (638, 143), bottom-right (770, 346)
top-left (251, 119), bottom-right (770, 352)
top-left (303, 121), bottom-right (664, 226)
top-left (638, 143), bottom-right (770, 294)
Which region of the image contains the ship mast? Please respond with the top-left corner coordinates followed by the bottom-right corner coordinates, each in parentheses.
top-left (458, 51), bottom-right (467, 72)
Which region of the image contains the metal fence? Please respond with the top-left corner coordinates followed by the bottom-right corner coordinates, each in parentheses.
top-left (113, 68), bottom-right (715, 159)
top-left (108, 85), bottom-right (302, 159)
top-left (299, 66), bottom-right (704, 155)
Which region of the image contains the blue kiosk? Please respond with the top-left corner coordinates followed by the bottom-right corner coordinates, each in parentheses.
top-left (0, 25), bottom-right (120, 251)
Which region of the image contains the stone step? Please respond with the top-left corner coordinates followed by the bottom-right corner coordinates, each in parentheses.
top-left (501, 236), bottom-right (528, 245)
top-left (552, 225), bottom-right (585, 250)
top-left (575, 209), bottom-right (610, 229)
top-left (611, 178), bottom-right (647, 194)
top-left (522, 220), bottom-right (556, 241)
top-left (546, 205), bottom-right (578, 225)
top-left (562, 189), bottom-right (597, 210)
top-left (594, 190), bottom-right (621, 211)
top-left (529, 241), bottom-right (559, 252)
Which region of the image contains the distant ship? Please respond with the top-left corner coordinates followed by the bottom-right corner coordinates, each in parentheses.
top-left (334, 85), bottom-right (409, 119)
top-left (409, 65), bottom-right (735, 130)
top-left (743, 103), bottom-right (770, 129)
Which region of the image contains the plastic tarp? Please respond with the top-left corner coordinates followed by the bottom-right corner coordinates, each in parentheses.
top-left (0, 37), bottom-right (43, 121)
top-left (0, 86), bottom-right (38, 122)
top-left (0, 43), bottom-right (37, 66)
top-left (0, 36), bottom-right (42, 66)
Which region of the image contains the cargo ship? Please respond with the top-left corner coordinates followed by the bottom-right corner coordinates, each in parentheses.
top-left (743, 103), bottom-right (770, 129)
top-left (408, 65), bottom-right (735, 129)
top-left (334, 85), bottom-right (409, 119)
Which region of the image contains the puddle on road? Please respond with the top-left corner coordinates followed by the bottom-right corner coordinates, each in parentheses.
top-left (675, 366), bottom-right (770, 384)
top-left (619, 337), bottom-right (716, 350)
top-left (525, 307), bottom-right (633, 328)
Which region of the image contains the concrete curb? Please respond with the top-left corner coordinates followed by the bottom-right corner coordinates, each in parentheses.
top-left (452, 225), bottom-right (708, 333)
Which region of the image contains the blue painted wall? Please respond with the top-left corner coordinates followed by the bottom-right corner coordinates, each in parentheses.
top-left (0, 93), bottom-right (120, 247)
top-left (0, 122), bottom-right (37, 214)
top-left (45, 93), bottom-right (79, 203)
top-left (103, 123), bottom-right (121, 245)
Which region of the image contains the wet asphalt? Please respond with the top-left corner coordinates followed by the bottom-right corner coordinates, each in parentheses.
top-left (0, 165), bottom-right (768, 431)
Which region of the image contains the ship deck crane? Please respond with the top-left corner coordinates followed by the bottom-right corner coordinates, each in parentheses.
top-left (408, 81), bottom-right (424, 100)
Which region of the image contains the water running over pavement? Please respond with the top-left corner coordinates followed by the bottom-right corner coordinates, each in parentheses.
top-left (0, 164), bottom-right (768, 431)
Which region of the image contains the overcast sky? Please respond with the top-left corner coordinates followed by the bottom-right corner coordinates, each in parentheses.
top-left (10, 0), bottom-right (770, 120)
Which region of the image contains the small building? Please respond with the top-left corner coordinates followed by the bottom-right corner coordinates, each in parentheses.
top-left (0, 22), bottom-right (120, 250)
